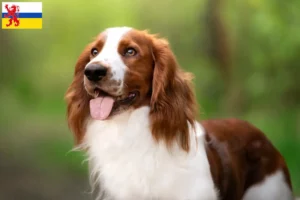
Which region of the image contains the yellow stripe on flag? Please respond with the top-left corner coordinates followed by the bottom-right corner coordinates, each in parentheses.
top-left (2, 18), bottom-right (42, 29)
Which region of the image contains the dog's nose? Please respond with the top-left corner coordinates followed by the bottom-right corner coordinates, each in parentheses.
top-left (84, 63), bottom-right (107, 82)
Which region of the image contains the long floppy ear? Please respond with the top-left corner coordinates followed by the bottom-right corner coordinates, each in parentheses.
top-left (150, 37), bottom-right (198, 152)
top-left (65, 43), bottom-right (93, 145)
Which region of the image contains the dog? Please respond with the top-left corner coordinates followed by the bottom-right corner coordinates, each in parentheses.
top-left (65, 27), bottom-right (293, 200)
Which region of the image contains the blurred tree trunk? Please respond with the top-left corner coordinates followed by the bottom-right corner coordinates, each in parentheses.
top-left (205, 0), bottom-right (231, 84)
top-left (0, 31), bottom-right (18, 87)
top-left (204, 0), bottom-right (246, 115)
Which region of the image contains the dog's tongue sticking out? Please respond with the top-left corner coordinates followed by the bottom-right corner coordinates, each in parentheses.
top-left (90, 96), bottom-right (115, 120)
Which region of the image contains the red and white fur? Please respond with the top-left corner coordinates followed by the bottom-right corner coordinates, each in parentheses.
top-left (65, 27), bottom-right (294, 200)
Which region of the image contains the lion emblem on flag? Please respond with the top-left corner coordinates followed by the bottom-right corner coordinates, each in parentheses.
top-left (4, 4), bottom-right (20, 27)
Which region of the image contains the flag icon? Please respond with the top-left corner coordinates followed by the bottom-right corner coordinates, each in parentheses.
top-left (2, 2), bottom-right (42, 29)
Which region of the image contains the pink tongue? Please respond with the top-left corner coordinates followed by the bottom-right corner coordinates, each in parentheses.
top-left (89, 96), bottom-right (115, 120)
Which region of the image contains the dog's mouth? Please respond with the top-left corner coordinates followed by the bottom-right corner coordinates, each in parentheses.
top-left (89, 88), bottom-right (139, 120)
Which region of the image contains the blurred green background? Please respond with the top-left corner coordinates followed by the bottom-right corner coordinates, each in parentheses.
top-left (0, 0), bottom-right (299, 199)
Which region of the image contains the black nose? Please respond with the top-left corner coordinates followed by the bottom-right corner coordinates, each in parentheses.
top-left (84, 63), bottom-right (107, 82)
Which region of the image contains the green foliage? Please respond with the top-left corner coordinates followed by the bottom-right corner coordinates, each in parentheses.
top-left (0, 0), bottom-right (299, 197)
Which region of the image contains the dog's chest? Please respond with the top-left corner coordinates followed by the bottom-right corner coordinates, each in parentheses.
top-left (84, 107), bottom-right (217, 200)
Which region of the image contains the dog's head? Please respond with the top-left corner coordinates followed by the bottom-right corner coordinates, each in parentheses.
top-left (65, 27), bottom-right (197, 151)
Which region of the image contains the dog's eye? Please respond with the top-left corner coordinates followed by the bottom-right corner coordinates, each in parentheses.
top-left (124, 48), bottom-right (137, 57)
top-left (91, 48), bottom-right (98, 56)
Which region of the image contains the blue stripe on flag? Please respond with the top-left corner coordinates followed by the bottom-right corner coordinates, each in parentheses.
top-left (2, 13), bottom-right (42, 18)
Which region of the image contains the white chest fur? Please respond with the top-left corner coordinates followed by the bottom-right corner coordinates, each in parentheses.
top-left (84, 106), bottom-right (218, 200)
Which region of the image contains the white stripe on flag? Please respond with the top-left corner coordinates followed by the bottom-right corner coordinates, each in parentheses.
top-left (2, 2), bottom-right (42, 13)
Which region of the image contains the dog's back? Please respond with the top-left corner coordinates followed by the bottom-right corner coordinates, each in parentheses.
top-left (202, 118), bottom-right (293, 200)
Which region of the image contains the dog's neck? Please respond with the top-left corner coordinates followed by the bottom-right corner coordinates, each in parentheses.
top-left (80, 106), bottom-right (217, 200)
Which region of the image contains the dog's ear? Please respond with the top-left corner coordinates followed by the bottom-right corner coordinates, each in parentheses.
top-left (149, 37), bottom-right (197, 151)
top-left (65, 43), bottom-right (93, 145)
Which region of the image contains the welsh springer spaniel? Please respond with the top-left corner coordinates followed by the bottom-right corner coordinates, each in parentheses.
top-left (65, 27), bottom-right (294, 200)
